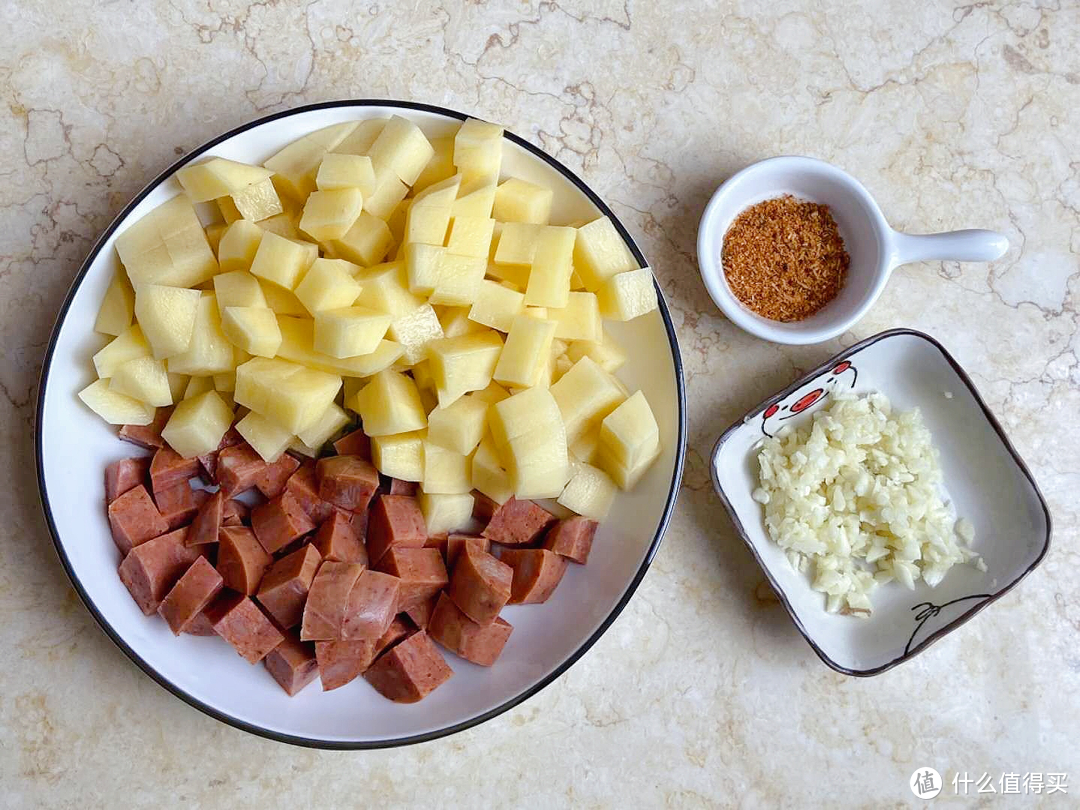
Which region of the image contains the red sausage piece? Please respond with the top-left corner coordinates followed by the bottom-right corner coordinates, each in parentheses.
top-left (481, 497), bottom-right (556, 546)
top-left (471, 491), bottom-right (500, 524)
top-left (389, 478), bottom-right (419, 496)
top-left (499, 549), bottom-right (568, 604)
top-left (543, 516), bottom-right (598, 564)
top-left (216, 526), bottom-right (272, 595)
top-left (222, 498), bottom-right (249, 526)
top-left (285, 460), bottom-right (335, 524)
top-left (205, 593), bottom-right (284, 664)
top-left (105, 457), bottom-right (150, 503)
top-left (375, 548), bottom-right (447, 611)
top-left (376, 615), bottom-right (414, 656)
top-left (197, 427), bottom-right (244, 484)
top-left (186, 490), bottom-right (224, 546)
top-left (445, 534), bottom-right (490, 570)
top-left (256, 452), bottom-right (301, 499)
top-left (182, 610), bottom-right (216, 636)
top-left (333, 428), bottom-right (371, 459)
top-left (153, 481), bottom-right (201, 530)
top-left (251, 490), bottom-right (316, 554)
top-left (405, 595), bottom-right (438, 629)
top-left (118, 406), bottom-right (170, 450)
top-left (341, 569), bottom-right (401, 642)
top-left (312, 510), bottom-right (367, 564)
top-left (315, 639), bottom-right (376, 691)
top-left (149, 446), bottom-right (200, 495)
top-left (363, 630), bottom-right (452, 703)
top-left (316, 455), bottom-right (380, 512)
top-left (108, 484), bottom-right (169, 555)
top-left (256, 544), bottom-right (321, 629)
top-left (427, 592), bottom-right (513, 666)
top-left (157, 556), bottom-right (224, 634)
top-left (118, 528), bottom-right (202, 614)
top-left (216, 443), bottom-right (267, 497)
top-left (300, 561), bottom-right (365, 641)
top-left (366, 495), bottom-right (427, 565)
top-left (446, 544), bottom-right (512, 625)
top-left (264, 632), bottom-right (319, 696)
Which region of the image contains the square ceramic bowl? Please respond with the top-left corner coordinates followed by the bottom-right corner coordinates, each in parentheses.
top-left (710, 329), bottom-right (1051, 675)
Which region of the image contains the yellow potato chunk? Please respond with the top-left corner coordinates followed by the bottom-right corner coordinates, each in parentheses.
top-left (419, 491), bottom-right (474, 535)
top-left (493, 314), bottom-right (556, 388)
top-left (351, 369), bottom-right (427, 436)
top-left (184, 375), bottom-right (215, 400)
top-left (231, 178), bottom-right (284, 222)
top-left (78, 379), bottom-right (156, 426)
top-left (550, 355), bottom-right (626, 443)
top-left (216, 220), bottom-right (264, 273)
top-left (235, 356), bottom-right (341, 434)
top-left (569, 429), bottom-right (599, 465)
top-left (260, 280), bottom-right (308, 316)
top-left (493, 221), bottom-right (541, 274)
top-left (428, 253), bottom-right (485, 306)
top-left (257, 211), bottom-right (301, 241)
top-left (166, 293), bottom-right (235, 376)
top-left (493, 177), bottom-right (553, 225)
top-left (597, 390), bottom-right (661, 489)
top-left (574, 216), bottom-right (638, 291)
top-left (213, 270), bottom-right (267, 314)
top-left (363, 166), bottom-right (409, 220)
top-left (404, 203), bottom-right (451, 246)
top-left (93, 325), bottom-right (151, 379)
top-left (316, 153), bottom-right (376, 195)
top-left (436, 306), bottom-right (483, 338)
top-left (222, 306), bottom-right (282, 358)
top-left (388, 302), bottom-right (444, 365)
top-left (213, 371), bottom-right (235, 392)
top-left (558, 461), bottom-right (617, 519)
top-left (109, 356), bottom-right (172, 407)
top-left (134, 284), bottom-right (200, 360)
top-left (404, 243), bottom-right (445, 296)
top-left (236, 410), bottom-right (293, 463)
top-left (471, 381), bottom-right (511, 404)
top-left (422, 441), bottom-right (472, 494)
top-left (205, 222), bottom-right (227, 255)
top-left (552, 353), bottom-right (574, 384)
top-left (94, 271), bottom-right (135, 336)
top-left (276, 316), bottom-right (402, 376)
top-left (372, 430), bottom-right (425, 482)
top-left (328, 210), bottom-right (394, 267)
top-left (333, 118), bottom-right (387, 156)
top-left (299, 188), bottom-right (364, 242)
top-left (367, 115), bottom-right (435, 186)
top-left (412, 174), bottom-right (462, 208)
top-left (354, 261), bottom-right (423, 317)
top-left (264, 121), bottom-right (359, 201)
top-left (445, 215), bottom-right (495, 258)
top-left (524, 226), bottom-right (575, 308)
top-left (167, 372), bottom-right (189, 403)
top-left (426, 330), bottom-right (504, 408)
top-left (489, 387), bottom-right (570, 499)
top-left (450, 181), bottom-right (497, 219)
top-left (176, 158), bottom-right (274, 203)
top-left (115, 195), bottom-right (218, 288)
top-left (471, 433), bottom-right (513, 504)
top-left (453, 118), bottom-right (503, 184)
top-left (294, 258), bottom-right (362, 314)
top-left (161, 390), bottom-right (234, 457)
top-left (547, 291), bottom-right (601, 342)
top-left (314, 306), bottom-right (392, 359)
top-left (566, 328), bottom-right (627, 373)
top-left (218, 196), bottom-right (242, 224)
top-left (249, 231), bottom-right (318, 291)
top-left (596, 267), bottom-right (658, 321)
top-left (296, 402), bottom-right (350, 450)
top-left (426, 394), bottom-right (488, 455)
top-left (467, 279), bottom-right (525, 333)
top-left (412, 136), bottom-right (455, 192)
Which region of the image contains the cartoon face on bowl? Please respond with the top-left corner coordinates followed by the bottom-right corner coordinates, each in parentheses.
top-left (760, 360), bottom-right (858, 437)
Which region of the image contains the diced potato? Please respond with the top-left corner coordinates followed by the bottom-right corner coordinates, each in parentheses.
top-left (235, 356), bottom-right (341, 434)
top-left (212, 274), bottom-right (265, 321)
top-left (566, 328), bottom-right (627, 373)
top-left (296, 402), bottom-right (350, 449)
top-left (597, 390), bottom-right (661, 489)
top-left (388, 303), bottom-right (444, 365)
top-left (213, 371), bottom-right (235, 392)
top-left (524, 226), bottom-right (575, 308)
top-left (450, 180), bottom-right (497, 219)
top-left (316, 153), bottom-right (376, 195)
top-left (222, 306), bottom-right (282, 358)
top-left (353, 261), bottom-right (423, 317)
top-left (404, 243), bottom-right (445, 296)
top-left (453, 119), bottom-right (503, 184)
top-left (264, 121), bottom-right (359, 201)
top-left (471, 433), bottom-right (513, 504)
top-left (314, 306), bottom-right (392, 359)
top-left (596, 267), bottom-right (658, 321)
top-left (167, 372), bottom-right (189, 402)
top-left (446, 215), bottom-right (495, 258)
top-left (166, 293), bottom-right (234, 376)
top-left (493, 177), bottom-right (553, 225)
top-left (277, 316), bottom-right (403, 376)
top-left (288, 438), bottom-right (319, 458)
top-left (426, 394), bottom-right (488, 455)
top-left (547, 291), bottom-right (601, 342)
top-left (428, 253), bottom-right (485, 306)
top-left (419, 491), bottom-right (474, 535)
top-left (471, 381), bottom-right (511, 404)
top-left (468, 279), bottom-right (525, 333)
top-left (422, 441), bottom-right (471, 494)
top-left (134, 284), bottom-right (200, 359)
top-left (78, 379), bottom-right (156, 426)
top-left (412, 175), bottom-right (461, 208)
top-left (427, 330), bottom-right (504, 408)
top-left (367, 115), bottom-right (435, 186)
top-left (236, 410), bottom-right (293, 463)
top-left (260, 280), bottom-right (308, 316)
top-left (299, 188), bottom-right (364, 242)
top-left (558, 461), bottom-right (617, 519)
top-left (249, 232), bottom-right (318, 291)
top-left (216, 220), bottom-right (264, 273)
top-left (493, 221), bottom-right (541, 269)
top-left (363, 166), bottom-right (409, 220)
top-left (184, 375), bottom-right (215, 399)
top-left (93, 324), bottom-right (151, 378)
top-left (333, 118), bottom-right (386, 156)
top-left (328, 210), bottom-right (394, 267)
top-left (218, 196), bottom-right (242, 224)
top-left (176, 158), bottom-right (274, 202)
top-left (436, 305), bottom-right (483, 338)
top-left (94, 271), bottom-right (135, 336)
top-left (404, 204), bottom-right (451, 246)
top-left (205, 223), bottom-right (227, 255)
top-left (108, 356), bottom-right (172, 407)
top-left (115, 195), bottom-right (218, 288)
top-left (493, 314), bottom-right (556, 388)
top-left (231, 178), bottom-right (284, 222)
top-left (573, 216), bottom-right (638, 291)
top-left (489, 386), bottom-right (570, 498)
top-left (488, 385), bottom-right (560, 448)
top-left (550, 355), bottom-right (626, 443)
top-left (552, 353), bottom-right (574, 383)
top-left (412, 136), bottom-right (455, 192)
top-left (372, 430), bottom-right (425, 482)
top-left (160, 390), bottom-right (234, 457)
top-left (351, 369), bottom-right (427, 436)
top-left (294, 258), bottom-right (362, 314)
top-left (386, 198), bottom-right (411, 247)
top-left (257, 212), bottom-right (301, 241)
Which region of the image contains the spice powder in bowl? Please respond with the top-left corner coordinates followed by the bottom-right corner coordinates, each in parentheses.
top-left (721, 195), bottom-right (849, 322)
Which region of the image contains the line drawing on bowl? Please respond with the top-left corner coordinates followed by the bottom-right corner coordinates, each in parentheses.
top-left (905, 594), bottom-right (992, 655)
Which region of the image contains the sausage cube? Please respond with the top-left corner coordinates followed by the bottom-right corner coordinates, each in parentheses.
top-left (104, 456), bottom-right (150, 503)
top-left (264, 632), bottom-right (319, 697)
top-left (405, 595), bottom-right (438, 629)
top-left (481, 497), bottom-right (556, 546)
top-left (183, 610), bottom-right (216, 636)
top-left (389, 478), bottom-right (419, 496)
top-left (446, 543), bottom-right (512, 625)
top-left (118, 407), bottom-right (170, 450)
top-left (216, 526), bottom-right (272, 595)
top-left (376, 615), bottom-right (414, 656)
top-left (256, 452), bottom-right (301, 499)
top-left (186, 490), bottom-right (224, 546)
top-left (205, 593), bottom-right (284, 664)
top-left (251, 490), bottom-right (316, 554)
top-left (316, 455), bottom-right (380, 512)
top-left (157, 556), bottom-right (224, 634)
top-left (363, 630), bottom-right (453, 703)
top-left (300, 561), bottom-right (365, 641)
top-left (375, 548), bottom-right (447, 611)
top-left (315, 639), bottom-right (377, 691)
top-left (285, 460), bottom-right (335, 524)
top-left (499, 548), bottom-right (568, 604)
top-left (216, 442), bottom-right (267, 497)
top-left (312, 510), bottom-right (368, 564)
top-left (108, 484), bottom-right (169, 555)
top-left (428, 592), bottom-right (513, 666)
top-left (341, 569), bottom-right (401, 642)
top-left (222, 498), bottom-right (249, 526)
top-left (542, 516), bottom-right (597, 564)
top-left (366, 495), bottom-right (427, 565)
top-left (256, 544), bottom-right (322, 629)
top-left (198, 426), bottom-right (244, 484)
top-left (118, 528), bottom-right (202, 615)
top-left (332, 428), bottom-right (371, 459)
top-left (153, 481), bottom-right (201, 529)
top-left (445, 534), bottom-right (490, 570)
top-left (149, 446), bottom-right (201, 495)
top-left (471, 490), bottom-right (499, 523)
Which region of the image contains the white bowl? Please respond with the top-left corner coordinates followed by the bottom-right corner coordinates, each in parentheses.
top-left (697, 156), bottom-right (1009, 345)
top-left (710, 329), bottom-right (1050, 675)
top-left (35, 101), bottom-right (687, 747)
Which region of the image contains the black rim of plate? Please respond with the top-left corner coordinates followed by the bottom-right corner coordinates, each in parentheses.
top-left (34, 99), bottom-right (688, 749)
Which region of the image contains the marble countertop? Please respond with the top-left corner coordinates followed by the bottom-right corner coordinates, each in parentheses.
top-left (2, 1), bottom-right (1077, 806)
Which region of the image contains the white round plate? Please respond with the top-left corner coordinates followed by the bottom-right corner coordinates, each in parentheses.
top-left (36, 101), bottom-right (687, 748)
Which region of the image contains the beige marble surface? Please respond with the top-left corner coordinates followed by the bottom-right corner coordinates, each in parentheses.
top-left (2, 1), bottom-right (1078, 806)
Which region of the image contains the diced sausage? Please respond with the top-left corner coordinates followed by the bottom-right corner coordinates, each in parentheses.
top-left (182, 610), bottom-right (216, 636)
top-left (390, 478), bottom-right (419, 496)
top-left (149, 446), bottom-right (201, 495)
top-left (300, 561), bottom-right (365, 641)
top-left (367, 495), bottom-right (427, 565)
top-left (251, 491), bottom-right (316, 554)
top-left (186, 490), bottom-right (223, 546)
top-left (118, 528), bottom-right (202, 615)
top-left (499, 549), bottom-right (568, 604)
top-left (377, 615), bottom-right (414, 655)
top-left (205, 593), bottom-right (284, 664)
top-left (471, 491), bottom-right (499, 523)
top-left (375, 548), bottom-right (447, 611)
top-left (405, 595), bottom-right (437, 629)
top-left (312, 510), bottom-right (367, 564)
top-left (333, 428), bottom-right (371, 459)
top-left (216, 526), bottom-right (272, 595)
top-left (108, 484), bottom-right (169, 555)
top-left (197, 427), bottom-right (244, 484)
top-left (285, 460), bottom-right (335, 524)
top-left (446, 544), bottom-right (512, 625)
top-left (157, 556), bottom-right (224, 634)
top-left (264, 632), bottom-right (319, 696)
top-left (427, 592), bottom-right (513, 666)
top-left (481, 497), bottom-right (556, 546)
top-left (316, 455), bottom-right (380, 512)
top-left (445, 534), bottom-right (490, 570)
top-left (105, 457), bottom-right (150, 504)
top-left (118, 406), bottom-right (171, 450)
top-left (341, 570), bottom-right (400, 642)
top-left (216, 443), bottom-right (267, 497)
top-left (543, 516), bottom-right (597, 564)
top-left (363, 630), bottom-right (452, 703)
top-left (315, 639), bottom-right (376, 691)
top-left (256, 452), bottom-right (301, 499)
top-left (222, 498), bottom-right (248, 526)
top-left (424, 532), bottom-right (447, 556)
top-left (153, 481), bottom-right (200, 530)
top-left (256, 544), bottom-right (321, 629)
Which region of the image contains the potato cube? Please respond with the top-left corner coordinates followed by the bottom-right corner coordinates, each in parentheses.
top-left (333, 118), bottom-right (386, 156)
top-left (574, 216), bottom-right (638, 291)
top-left (316, 153), bottom-right (376, 195)
top-left (296, 402), bottom-right (349, 450)
top-left (166, 293), bottom-right (235, 375)
top-left (109, 356), bottom-right (172, 406)
top-left (351, 369), bottom-right (427, 436)
top-left (550, 355), bottom-right (626, 444)
top-left (471, 433), bottom-right (513, 504)
top-left (429, 253), bottom-right (485, 307)
top-left (367, 115), bottom-right (435, 186)
top-left (264, 121), bottom-right (359, 201)
top-left (236, 410), bottom-right (293, 463)
top-left (467, 279), bottom-right (525, 333)
top-left (597, 390), bottom-right (660, 489)
top-left (176, 158), bottom-right (274, 202)
top-left (472, 381), bottom-right (511, 404)
top-left (213, 371), bottom-right (235, 392)
top-left (446, 215), bottom-right (495, 258)
top-left (184, 375), bottom-right (215, 400)
top-left (299, 188), bottom-right (363, 242)
top-left (524, 226), bottom-right (575, 308)
top-left (372, 430), bottom-right (425, 482)
top-left (552, 353), bottom-right (574, 383)
top-left (115, 195), bottom-right (218, 288)
top-left (78, 379), bottom-right (155, 426)
top-left (419, 491), bottom-right (474, 535)
top-left (569, 429), bottom-right (599, 465)
top-left (216, 220), bottom-right (264, 273)
top-left (547, 291), bottom-right (601, 342)
top-left (412, 136), bottom-right (455, 192)
top-left (434, 306), bottom-right (480, 339)
top-left (388, 303), bottom-right (444, 365)
top-left (328, 211), bottom-right (394, 267)
top-left (404, 204), bottom-right (451, 246)
top-left (493, 177), bottom-right (553, 225)
top-left (94, 271), bottom-right (135, 336)
top-left (235, 356), bottom-right (341, 434)
top-left (257, 212), bottom-right (301, 241)
top-left (450, 181), bottom-right (497, 219)
top-left (134, 284), bottom-right (200, 360)
top-left (493, 314), bottom-right (556, 388)
top-left (426, 394), bottom-right (488, 455)
top-left (422, 441), bottom-right (471, 494)
top-left (293, 258), bottom-right (362, 314)
top-left (93, 324), bottom-right (151, 379)
top-left (231, 178), bottom-right (283, 222)
top-left (213, 270), bottom-right (267, 314)
top-left (453, 119), bottom-right (503, 184)
top-left (347, 260), bottom-right (418, 315)
top-left (250, 232), bottom-right (318, 290)
top-left (363, 166), bottom-right (409, 220)
top-left (276, 315), bottom-right (403, 376)
top-left (597, 267), bottom-right (658, 321)
top-left (426, 331), bottom-right (504, 408)
top-left (222, 306), bottom-right (282, 358)
top-left (488, 385), bottom-right (562, 448)
top-left (558, 461), bottom-right (617, 519)
top-left (405, 243), bottom-right (445, 296)
top-left (217, 196), bottom-right (242, 224)
top-left (260, 280), bottom-right (308, 316)
top-left (412, 175), bottom-right (461, 208)
top-left (161, 390), bottom-right (234, 457)
top-left (566, 328), bottom-right (627, 373)
top-left (493, 221), bottom-right (541, 269)
top-left (489, 387), bottom-right (570, 498)
top-left (313, 306), bottom-right (392, 359)
top-left (167, 372), bottom-right (189, 402)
